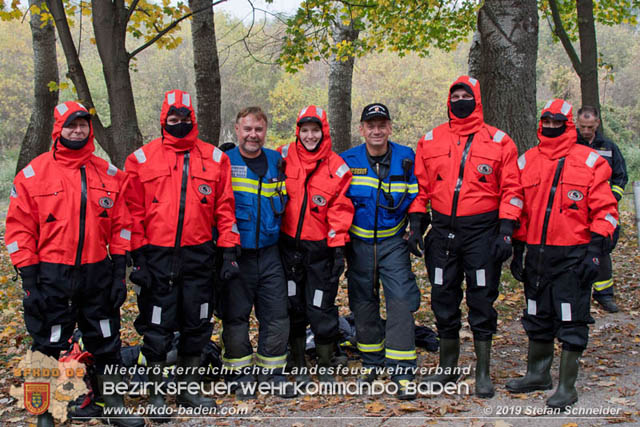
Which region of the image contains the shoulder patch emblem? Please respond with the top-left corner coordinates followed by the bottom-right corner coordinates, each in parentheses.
top-left (567, 190), bottom-right (584, 201)
top-left (312, 194), bottom-right (327, 207)
top-left (350, 168), bottom-right (368, 175)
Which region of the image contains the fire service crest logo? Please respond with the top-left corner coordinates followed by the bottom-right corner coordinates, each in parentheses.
top-left (24, 382), bottom-right (50, 415)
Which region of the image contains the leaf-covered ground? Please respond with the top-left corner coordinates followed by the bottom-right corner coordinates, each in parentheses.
top-left (0, 209), bottom-right (638, 426)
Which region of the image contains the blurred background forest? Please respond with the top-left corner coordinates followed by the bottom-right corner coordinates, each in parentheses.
top-left (0, 1), bottom-right (639, 199)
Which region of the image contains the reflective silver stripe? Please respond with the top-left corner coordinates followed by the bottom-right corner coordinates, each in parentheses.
top-left (476, 269), bottom-right (486, 287)
top-left (255, 354), bottom-right (287, 367)
top-left (152, 306), bottom-right (162, 325)
top-left (561, 303), bottom-right (572, 321)
top-left (100, 319), bottom-right (111, 338)
top-left (424, 130), bottom-right (433, 141)
top-left (336, 163), bottom-right (349, 178)
top-left (182, 93), bottom-right (191, 107)
top-left (281, 144), bottom-right (289, 158)
top-left (510, 197), bottom-right (523, 209)
top-left (544, 100), bottom-right (553, 109)
top-left (316, 107), bottom-right (324, 118)
top-left (605, 213), bottom-right (618, 228)
top-left (288, 280), bottom-right (296, 296)
top-left (298, 106), bottom-right (309, 118)
top-left (107, 164), bottom-right (118, 176)
top-left (561, 101), bottom-right (572, 116)
top-left (527, 299), bottom-right (537, 315)
top-left (167, 92), bottom-right (176, 105)
top-left (517, 154), bottom-right (526, 170)
top-left (222, 355), bottom-right (253, 368)
top-left (597, 150), bottom-right (612, 157)
top-left (200, 303), bottom-right (208, 319)
top-left (6, 241), bottom-right (18, 254)
top-left (434, 267), bottom-right (443, 285)
top-left (231, 223), bottom-right (239, 234)
top-left (586, 152), bottom-right (599, 168)
top-left (468, 77), bottom-right (478, 86)
top-left (328, 229), bottom-right (336, 238)
top-left (134, 148), bottom-right (146, 164)
top-left (23, 165), bottom-right (35, 178)
top-left (213, 147), bottom-right (222, 163)
top-left (120, 229), bottom-right (131, 241)
top-left (50, 324), bottom-right (61, 343)
top-left (55, 103), bottom-right (69, 116)
top-left (313, 290), bottom-right (323, 307)
top-left (493, 130), bottom-right (505, 143)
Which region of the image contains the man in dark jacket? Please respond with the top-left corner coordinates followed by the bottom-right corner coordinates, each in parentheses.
top-left (576, 106), bottom-right (628, 313)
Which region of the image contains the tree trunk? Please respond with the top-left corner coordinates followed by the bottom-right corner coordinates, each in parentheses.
top-left (91, 0), bottom-right (142, 167)
top-left (576, 0), bottom-right (599, 111)
top-left (468, 0), bottom-right (538, 153)
top-left (17, 0), bottom-right (59, 173)
top-left (328, 22), bottom-right (359, 154)
top-left (189, 0), bottom-right (221, 146)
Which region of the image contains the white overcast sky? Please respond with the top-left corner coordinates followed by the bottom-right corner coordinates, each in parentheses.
top-left (216, 0), bottom-right (302, 19)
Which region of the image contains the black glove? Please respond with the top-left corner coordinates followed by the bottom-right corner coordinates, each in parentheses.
top-left (491, 219), bottom-right (516, 263)
top-left (510, 239), bottom-right (525, 282)
top-left (577, 233), bottom-right (607, 286)
top-left (407, 212), bottom-right (431, 257)
top-left (110, 255), bottom-right (127, 311)
top-left (20, 264), bottom-right (46, 319)
top-left (330, 246), bottom-right (345, 284)
top-left (129, 246), bottom-right (152, 289)
top-left (220, 246), bottom-right (241, 281)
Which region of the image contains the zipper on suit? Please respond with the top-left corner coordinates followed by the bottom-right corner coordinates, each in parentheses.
top-left (294, 160), bottom-right (322, 250)
top-left (170, 151), bottom-right (190, 285)
top-left (447, 134), bottom-right (475, 255)
top-left (75, 166), bottom-right (87, 267)
top-left (373, 162), bottom-right (382, 296)
top-left (536, 157), bottom-right (565, 287)
top-left (255, 177), bottom-right (263, 250)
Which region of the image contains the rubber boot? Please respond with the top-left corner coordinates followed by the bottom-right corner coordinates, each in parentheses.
top-left (423, 338), bottom-right (460, 385)
top-left (316, 343), bottom-right (335, 383)
top-left (147, 362), bottom-right (172, 423)
top-left (97, 374), bottom-right (145, 427)
top-left (546, 350), bottom-right (581, 409)
top-left (175, 355), bottom-right (216, 408)
top-left (37, 412), bottom-right (54, 427)
top-left (289, 335), bottom-right (311, 385)
top-left (474, 339), bottom-right (494, 398)
top-left (506, 340), bottom-right (554, 393)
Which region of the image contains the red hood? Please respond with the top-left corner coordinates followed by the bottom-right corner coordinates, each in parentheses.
top-left (160, 89), bottom-right (199, 151)
top-left (294, 105), bottom-right (332, 165)
top-left (51, 101), bottom-right (95, 168)
top-left (447, 75), bottom-right (484, 136)
top-left (537, 99), bottom-right (577, 160)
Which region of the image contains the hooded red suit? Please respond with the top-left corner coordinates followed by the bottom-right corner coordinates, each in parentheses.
top-left (277, 105), bottom-right (353, 345)
top-left (5, 101), bottom-right (132, 364)
top-left (123, 90), bottom-right (239, 362)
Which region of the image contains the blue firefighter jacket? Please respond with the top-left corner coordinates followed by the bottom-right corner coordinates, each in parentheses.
top-left (340, 141), bottom-right (418, 243)
top-left (227, 147), bottom-right (287, 249)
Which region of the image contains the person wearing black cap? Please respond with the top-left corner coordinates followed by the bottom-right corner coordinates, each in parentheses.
top-left (411, 76), bottom-right (523, 398)
top-left (5, 101), bottom-right (142, 426)
top-left (340, 103), bottom-right (421, 400)
top-left (507, 99), bottom-right (618, 408)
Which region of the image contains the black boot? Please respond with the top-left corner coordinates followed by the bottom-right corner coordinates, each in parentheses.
top-left (147, 362), bottom-right (172, 423)
top-left (506, 340), bottom-right (554, 393)
top-left (474, 339), bottom-right (494, 398)
top-left (546, 350), bottom-right (581, 409)
top-left (97, 374), bottom-right (145, 427)
top-left (175, 355), bottom-right (216, 408)
top-left (423, 338), bottom-right (459, 385)
top-left (37, 412), bottom-right (54, 427)
top-left (315, 343), bottom-right (335, 383)
top-left (595, 296), bottom-right (619, 313)
top-left (289, 336), bottom-right (311, 385)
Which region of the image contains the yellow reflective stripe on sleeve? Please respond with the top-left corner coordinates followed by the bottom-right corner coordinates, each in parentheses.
top-left (385, 348), bottom-right (417, 360)
top-left (255, 353), bottom-right (287, 368)
top-left (593, 278), bottom-right (613, 291)
top-left (231, 177), bottom-right (285, 197)
top-left (349, 218), bottom-right (407, 239)
top-left (357, 340), bottom-right (385, 352)
top-left (611, 185), bottom-right (624, 197)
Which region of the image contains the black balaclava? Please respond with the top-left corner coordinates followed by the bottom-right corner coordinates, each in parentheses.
top-left (59, 111), bottom-right (91, 150)
top-left (164, 106), bottom-right (194, 139)
top-left (541, 124), bottom-right (567, 138)
top-left (449, 84), bottom-right (476, 119)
